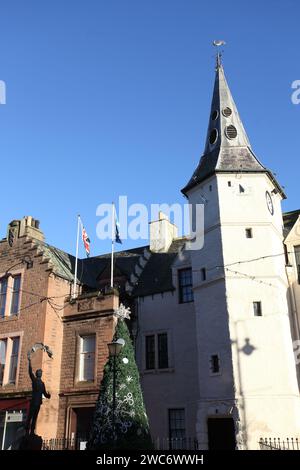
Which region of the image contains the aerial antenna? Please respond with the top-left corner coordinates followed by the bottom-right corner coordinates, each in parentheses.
top-left (213, 40), bottom-right (226, 68)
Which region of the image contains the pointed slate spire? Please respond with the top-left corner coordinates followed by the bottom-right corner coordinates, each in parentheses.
top-left (203, 59), bottom-right (251, 153)
top-left (182, 55), bottom-right (284, 197)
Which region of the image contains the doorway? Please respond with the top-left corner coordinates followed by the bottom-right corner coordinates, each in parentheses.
top-left (69, 406), bottom-right (95, 449)
top-left (207, 417), bottom-right (236, 450)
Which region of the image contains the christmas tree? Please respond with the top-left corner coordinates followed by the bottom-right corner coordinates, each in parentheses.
top-left (88, 304), bottom-right (153, 450)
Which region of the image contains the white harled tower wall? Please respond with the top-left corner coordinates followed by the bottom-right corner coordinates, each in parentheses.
top-left (188, 172), bottom-right (300, 449)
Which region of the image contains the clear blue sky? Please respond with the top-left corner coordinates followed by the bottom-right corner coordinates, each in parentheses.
top-left (0, 0), bottom-right (299, 256)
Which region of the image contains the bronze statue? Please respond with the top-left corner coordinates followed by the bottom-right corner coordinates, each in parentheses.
top-left (25, 357), bottom-right (51, 435)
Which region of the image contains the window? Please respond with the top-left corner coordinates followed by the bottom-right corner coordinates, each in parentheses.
top-left (10, 275), bottom-right (21, 316)
top-left (211, 110), bottom-right (219, 120)
top-left (178, 268), bottom-right (193, 303)
top-left (284, 244), bottom-right (290, 265)
top-left (79, 335), bottom-right (96, 382)
top-left (209, 129), bottom-right (218, 145)
top-left (245, 228), bottom-right (253, 239)
top-left (8, 337), bottom-right (20, 384)
top-left (228, 181), bottom-right (232, 187)
top-left (0, 339), bottom-right (7, 386)
top-left (225, 125), bottom-right (238, 140)
top-left (0, 336), bottom-right (20, 386)
top-left (0, 274), bottom-right (22, 318)
top-left (145, 335), bottom-right (155, 370)
top-left (239, 184), bottom-right (245, 193)
top-left (145, 333), bottom-right (169, 370)
top-left (210, 354), bottom-right (220, 374)
top-left (222, 107), bottom-right (232, 117)
top-left (169, 409), bottom-right (186, 449)
top-left (201, 268), bottom-right (207, 281)
top-left (253, 301), bottom-right (262, 317)
top-left (158, 333), bottom-right (168, 369)
top-left (0, 278), bottom-right (8, 318)
top-left (295, 246), bottom-right (300, 284)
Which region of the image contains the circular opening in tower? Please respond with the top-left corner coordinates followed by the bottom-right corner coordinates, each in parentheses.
top-left (225, 125), bottom-right (237, 139)
top-left (222, 107), bottom-right (232, 117)
top-left (209, 129), bottom-right (218, 145)
top-left (211, 110), bottom-right (219, 120)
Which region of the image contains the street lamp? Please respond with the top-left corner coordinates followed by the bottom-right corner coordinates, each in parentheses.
top-left (107, 338), bottom-right (125, 440)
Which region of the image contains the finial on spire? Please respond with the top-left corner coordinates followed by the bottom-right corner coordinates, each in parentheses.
top-left (213, 40), bottom-right (226, 69)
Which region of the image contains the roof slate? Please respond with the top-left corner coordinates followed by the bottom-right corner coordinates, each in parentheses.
top-left (283, 209), bottom-right (300, 238)
top-left (181, 63), bottom-right (285, 197)
top-left (33, 238), bottom-right (186, 297)
top-left (30, 206), bottom-right (299, 299)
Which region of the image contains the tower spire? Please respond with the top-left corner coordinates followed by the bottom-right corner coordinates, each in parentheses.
top-left (181, 45), bottom-right (285, 197)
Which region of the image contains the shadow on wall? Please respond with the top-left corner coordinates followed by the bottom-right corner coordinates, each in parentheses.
top-left (231, 333), bottom-right (256, 450)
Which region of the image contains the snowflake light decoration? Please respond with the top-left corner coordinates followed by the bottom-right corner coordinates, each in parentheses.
top-left (114, 303), bottom-right (131, 320)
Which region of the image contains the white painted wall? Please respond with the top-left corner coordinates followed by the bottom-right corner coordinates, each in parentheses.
top-left (135, 251), bottom-right (199, 442)
top-left (285, 217), bottom-right (300, 334)
top-left (187, 172), bottom-right (300, 449)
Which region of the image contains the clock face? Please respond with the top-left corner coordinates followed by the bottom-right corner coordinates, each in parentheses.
top-left (265, 191), bottom-right (274, 215)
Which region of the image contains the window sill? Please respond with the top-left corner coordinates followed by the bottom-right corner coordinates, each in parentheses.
top-left (74, 380), bottom-right (96, 387)
top-left (1, 383), bottom-right (17, 390)
top-left (0, 314), bottom-right (19, 322)
top-left (142, 368), bottom-right (174, 375)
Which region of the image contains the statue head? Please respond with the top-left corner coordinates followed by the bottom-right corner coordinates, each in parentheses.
top-left (36, 369), bottom-right (42, 378)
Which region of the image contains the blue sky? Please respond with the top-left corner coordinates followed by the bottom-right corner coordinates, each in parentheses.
top-left (0, 0), bottom-right (299, 256)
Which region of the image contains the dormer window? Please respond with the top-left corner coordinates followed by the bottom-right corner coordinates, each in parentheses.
top-left (225, 125), bottom-right (237, 139)
top-left (211, 110), bottom-right (219, 120)
top-left (222, 107), bottom-right (232, 117)
top-left (209, 129), bottom-right (218, 145)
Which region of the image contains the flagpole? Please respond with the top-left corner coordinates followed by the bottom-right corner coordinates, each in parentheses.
top-left (110, 202), bottom-right (115, 288)
top-left (72, 214), bottom-right (81, 299)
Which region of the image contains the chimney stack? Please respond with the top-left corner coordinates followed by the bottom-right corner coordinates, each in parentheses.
top-left (7, 216), bottom-right (44, 243)
top-left (149, 212), bottom-right (178, 253)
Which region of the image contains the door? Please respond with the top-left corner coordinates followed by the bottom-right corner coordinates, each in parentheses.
top-left (207, 417), bottom-right (236, 450)
top-left (75, 407), bottom-right (94, 440)
top-left (69, 406), bottom-right (95, 449)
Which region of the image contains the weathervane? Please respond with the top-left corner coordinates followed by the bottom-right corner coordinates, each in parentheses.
top-left (213, 40), bottom-right (226, 68)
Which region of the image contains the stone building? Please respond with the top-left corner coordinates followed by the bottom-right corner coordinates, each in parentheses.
top-left (0, 216), bottom-right (117, 448)
top-left (1, 56), bottom-right (300, 450)
top-left (180, 57), bottom-right (300, 449)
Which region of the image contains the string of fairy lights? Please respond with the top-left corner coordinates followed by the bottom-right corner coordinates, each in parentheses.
top-left (0, 249), bottom-right (297, 319)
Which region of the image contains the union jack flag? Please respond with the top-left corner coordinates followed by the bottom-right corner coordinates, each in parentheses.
top-left (82, 226), bottom-right (91, 257)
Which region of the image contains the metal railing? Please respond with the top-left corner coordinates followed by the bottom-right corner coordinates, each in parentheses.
top-left (42, 438), bottom-right (88, 450)
top-left (259, 437), bottom-right (300, 450)
top-left (42, 437), bottom-right (198, 451)
top-left (153, 437), bottom-right (198, 451)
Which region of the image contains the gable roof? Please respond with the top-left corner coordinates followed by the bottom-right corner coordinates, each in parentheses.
top-left (283, 209), bottom-right (300, 238)
top-left (133, 238), bottom-right (186, 297)
top-left (32, 238), bottom-right (186, 297)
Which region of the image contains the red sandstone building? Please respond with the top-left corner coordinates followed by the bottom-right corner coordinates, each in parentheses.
top-left (0, 216), bottom-right (119, 449)
top-left (0, 212), bottom-right (201, 450)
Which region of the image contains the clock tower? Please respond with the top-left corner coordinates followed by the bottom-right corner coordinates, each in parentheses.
top-left (182, 54), bottom-right (300, 449)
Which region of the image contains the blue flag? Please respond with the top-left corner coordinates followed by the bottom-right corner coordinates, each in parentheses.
top-left (115, 212), bottom-right (122, 244)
